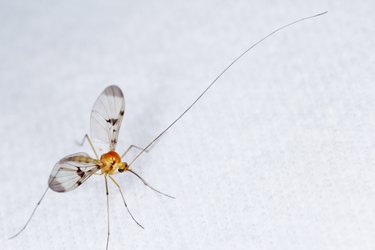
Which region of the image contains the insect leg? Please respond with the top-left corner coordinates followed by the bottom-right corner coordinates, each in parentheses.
top-left (108, 175), bottom-right (144, 229)
top-left (79, 134), bottom-right (99, 160)
top-left (120, 145), bottom-right (149, 159)
top-left (104, 175), bottom-right (110, 250)
top-left (122, 132), bottom-right (168, 160)
top-left (9, 186), bottom-right (49, 239)
top-left (128, 169), bottom-right (175, 199)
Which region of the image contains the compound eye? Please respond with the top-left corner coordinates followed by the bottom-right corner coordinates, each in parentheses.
top-left (118, 162), bottom-right (127, 173)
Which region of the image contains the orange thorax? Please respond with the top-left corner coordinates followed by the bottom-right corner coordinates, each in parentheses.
top-left (100, 151), bottom-right (122, 174)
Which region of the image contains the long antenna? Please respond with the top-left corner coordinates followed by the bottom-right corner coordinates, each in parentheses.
top-left (128, 11), bottom-right (327, 167)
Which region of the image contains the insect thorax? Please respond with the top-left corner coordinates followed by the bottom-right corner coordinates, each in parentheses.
top-left (100, 151), bottom-right (127, 174)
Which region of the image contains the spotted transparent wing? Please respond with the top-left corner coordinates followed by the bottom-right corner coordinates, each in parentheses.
top-left (90, 85), bottom-right (125, 151)
top-left (48, 152), bottom-right (101, 192)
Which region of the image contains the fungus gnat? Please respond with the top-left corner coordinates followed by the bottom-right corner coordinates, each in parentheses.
top-left (9, 12), bottom-right (327, 250)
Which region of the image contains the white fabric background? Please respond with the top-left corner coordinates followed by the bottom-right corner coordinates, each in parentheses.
top-left (1, 1), bottom-right (374, 250)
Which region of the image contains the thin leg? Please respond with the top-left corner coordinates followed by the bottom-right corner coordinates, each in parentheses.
top-left (128, 131), bottom-right (167, 167)
top-left (108, 175), bottom-right (144, 229)
top-left (104, 175), bottom-right (110, 250)
top-left (128, 169), bottom-right (175, 199)
top-left (120, 145), bottom-right (149, 159)
top-left (79, 134), bottom-right (99, 160)
top-left (121, 136), bottom-right (165, 160)
top-left (9, 187), bottom-right (49, 239)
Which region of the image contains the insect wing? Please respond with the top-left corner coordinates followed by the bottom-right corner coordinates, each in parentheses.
top-left (48, 152), bottom-right (101, 192)
top-left (90, 85), bottom-right (125, 151)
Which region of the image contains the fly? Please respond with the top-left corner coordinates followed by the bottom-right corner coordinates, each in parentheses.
top-left (9, 11), bottom-right (327, 250)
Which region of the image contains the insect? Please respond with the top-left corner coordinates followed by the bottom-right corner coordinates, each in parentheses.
top-left (9, 11), bottom-right (327, 249)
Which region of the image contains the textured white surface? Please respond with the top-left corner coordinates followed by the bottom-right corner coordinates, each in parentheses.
top-left (1, 1), bottom-right (375, 250)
